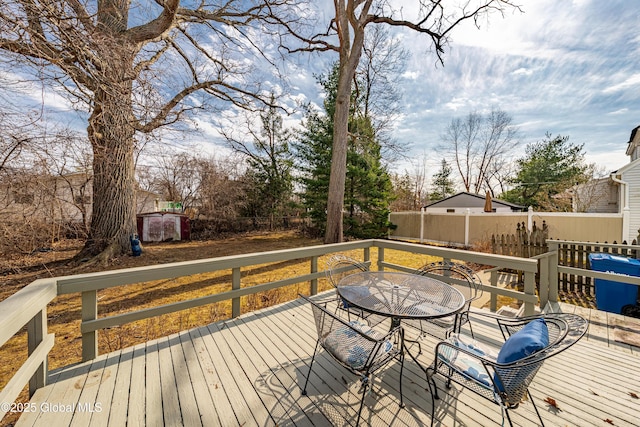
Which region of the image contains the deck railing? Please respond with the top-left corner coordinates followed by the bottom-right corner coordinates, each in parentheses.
top-left (0, 279), bottom-right (56, 417)
top-left (539, 240), bottom-right (640, 311)
top-left (1, 238), bottom-right (542, 421)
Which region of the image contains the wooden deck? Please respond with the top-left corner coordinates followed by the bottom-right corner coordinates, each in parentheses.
top-left (16, 297), bottom-right (640, 427)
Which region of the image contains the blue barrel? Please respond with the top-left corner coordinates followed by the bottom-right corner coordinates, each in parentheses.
top-left (589, 253), bottom-right (640, 314)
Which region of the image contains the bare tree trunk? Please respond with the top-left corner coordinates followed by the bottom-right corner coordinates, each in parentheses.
top-left (325, 76), bottom-right (350, 243)
top-left (80, 52), bottom-right (136, 260)
top-left (324, 0), bottom-right (369, 244)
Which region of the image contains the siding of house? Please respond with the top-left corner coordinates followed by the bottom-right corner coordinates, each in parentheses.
top-left (2, 173), bottom-right (159, 224)
top-left (622, 164), bottom-right (640, 240)
top-left (573, 178), bottom-right (619, 213)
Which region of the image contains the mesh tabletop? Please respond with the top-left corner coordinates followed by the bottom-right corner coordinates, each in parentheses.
top-left (337, 271), bottom-right (465, 320)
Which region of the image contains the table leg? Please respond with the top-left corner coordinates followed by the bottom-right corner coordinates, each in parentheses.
top-left (390, 317), bottom-right (401, 330)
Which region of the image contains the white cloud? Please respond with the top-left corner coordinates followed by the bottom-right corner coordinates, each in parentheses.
top-left (512, 68), bottom-right (533, 76)
top-left (402, 70), bottom-right (420, 80)
top-left (608, 108), bottom-right (629, 115)
top-left (602, 73), bottom-right (640, 94)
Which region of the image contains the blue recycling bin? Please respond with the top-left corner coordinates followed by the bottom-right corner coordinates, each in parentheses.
top-left (589, 253), bottom-right (640, 314)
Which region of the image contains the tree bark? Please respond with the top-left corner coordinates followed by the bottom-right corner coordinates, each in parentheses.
top-left (324, 75), bottom-right (350, 243)
top-left (80, 47), bottom-right (137, 260)
top-left (324, 0), bottom-right (370, 244)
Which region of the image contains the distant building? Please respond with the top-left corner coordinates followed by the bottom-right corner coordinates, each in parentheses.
top-left (424, 192), bottom-right (525, 213)
top-left (1, 170), bottom-right (160, 226)
top-left (572, 124), bottom-right (640, 241)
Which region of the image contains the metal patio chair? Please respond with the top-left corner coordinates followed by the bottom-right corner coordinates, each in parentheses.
top-left (299, 295), bottom-right (405, 426)
top-left (405, 261), bottom-right (483, 340)
top-left (325, 254), bottom-right (386, 326)
top-left (426, 311), bottom-right (588, 426)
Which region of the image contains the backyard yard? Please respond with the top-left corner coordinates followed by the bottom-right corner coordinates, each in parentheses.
top-left (3, 231), bottom-right (640, 426)
top-left (2, 230), bottom-right (453, 427)
top-left (0, 229), bottom-right (592, 382)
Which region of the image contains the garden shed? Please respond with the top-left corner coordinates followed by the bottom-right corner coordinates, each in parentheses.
top-left (136, 212), bottom-right (190, 242)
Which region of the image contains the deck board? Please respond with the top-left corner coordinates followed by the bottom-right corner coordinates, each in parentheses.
top-left (15, 295), bottom-right (640, 427)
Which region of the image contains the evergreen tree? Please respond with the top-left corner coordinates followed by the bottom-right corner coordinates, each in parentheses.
top-left (430, 159), bottom-right (456, 201)
top-left (223, 95), bottom-right (295, 228)
top-left (501, 133), bottom-right (590, 211)
top-left (295, 64), bottom-right (394, 238)
top-left (390, 172), bottom-right (416, 211)
top-left (295, 104), bottom-right (333, 235)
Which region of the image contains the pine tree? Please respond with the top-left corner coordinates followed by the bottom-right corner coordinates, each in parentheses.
top-left (431, 159), bottom-right (456, 200)
top-left (295, 64), bottom-right (394, 238)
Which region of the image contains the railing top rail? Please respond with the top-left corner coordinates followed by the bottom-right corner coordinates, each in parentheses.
top-left (57, 240), bottom-right (374, 294)
top-left (532, 251), bottom-right (556, 260)
top-left (0, 278), bottom-right (57, 347)
top-left (547, 239), bottom-right (639, 250)
top-left (373, 239), bottom-right (538, 272)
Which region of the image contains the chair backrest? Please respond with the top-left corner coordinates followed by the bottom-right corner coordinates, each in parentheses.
top-left (326, 254), bottom-right (369, 288)
top-left (299, 294), bottom-right (400, 373)
top-left (492, 313), bottom-right (587, 405)
top-left (415, 261), bottom-right (483, 308)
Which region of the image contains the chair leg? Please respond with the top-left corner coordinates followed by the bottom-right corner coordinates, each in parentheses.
top-left (355, 376), bottom-right (370, 427)
top-left (398, 352), bottom-right (405, 408)
top-left (504, 406), bottom-right (515, 427)
top-left (426, 365), bottom-right (440, 400)
top-left (301, 341), bottom-right (319, 395)
top-left (426, 369), bottom-right (438, 427)
top-left (528, 390), bottom-right (545, 427)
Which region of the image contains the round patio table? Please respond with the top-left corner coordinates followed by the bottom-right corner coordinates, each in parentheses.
top-left (337, 271), bottom-right (465, 329)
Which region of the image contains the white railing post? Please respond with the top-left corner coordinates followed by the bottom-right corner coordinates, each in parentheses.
top-left (27, 308), bottom-right (47, 395)
top-left (81, 290), bottom-right (98, 362)
top-left (547, 242), bottom-right (560, 304)
top-left (490, 269), bottom-right (498, 312)
top-left (310, 256), bottom-right (318, 295)
top-left (465, 209), bottom-right (470, 246)
top-left (538, 254), bottom-right (549, 309)
top-left (232, 267), bottom-right (241, 318)
top-left (420, 207), bottom-right (425, 243)
top-left (377, 247), bottom-right (385, 271)
top-left (523, 269), bottom-right (536, 316)
top-left (528, 206), bottom-right (533, 231)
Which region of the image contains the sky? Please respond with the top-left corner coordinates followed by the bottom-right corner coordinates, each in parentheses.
top-left (4, 0), bottom-right (639, 183)
top-left (283, 0), bottom-right (640, 177)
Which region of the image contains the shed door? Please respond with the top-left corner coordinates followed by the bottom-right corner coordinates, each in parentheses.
top-left (146, 216), bottom-right (164, 242)
top-left (163, 217), bottom-right (177, 241)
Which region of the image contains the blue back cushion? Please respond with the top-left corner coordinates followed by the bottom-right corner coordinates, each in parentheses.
top-left (496, 318), bottom-right (549, 364)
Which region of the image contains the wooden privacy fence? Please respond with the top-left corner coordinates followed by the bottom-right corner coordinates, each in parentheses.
top-left (492, 221), bottom-right (549, 258)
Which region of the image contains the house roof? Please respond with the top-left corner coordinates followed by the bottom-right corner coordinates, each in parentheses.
top-left (625, 125), bottom-right (640, 156)
top-left (424, 191), bottom-right (526, 210)
top-left (628, 125), bottom-right (640, 145)
top-left (613, 154), bottom-right (640, 176)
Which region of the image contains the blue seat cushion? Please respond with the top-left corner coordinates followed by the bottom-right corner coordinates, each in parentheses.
top-left (438, 334), bottom-right (499, 389)
top-left (496, 318), bottom-right (549, 364)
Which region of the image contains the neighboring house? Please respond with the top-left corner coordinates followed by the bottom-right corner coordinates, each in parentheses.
top-left (2, 171), bottom-right (160, 225)
top-left (573, 124), bottom-right (640, 242)
top-left (424, 191), bottom-right (525, 213)
top-left (571, 177), bottom-right (619, 213)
